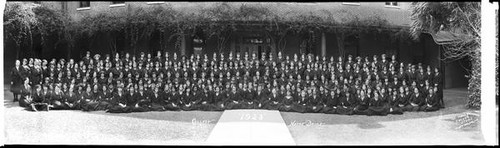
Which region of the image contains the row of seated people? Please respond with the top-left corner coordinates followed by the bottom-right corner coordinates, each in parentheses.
top-left (18, 74), bottom-right (441, 115)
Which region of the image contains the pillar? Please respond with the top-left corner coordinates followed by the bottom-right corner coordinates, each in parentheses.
top-left (181, 34), bottom-right (186, 56)
top-left (321, 32), bottom-right (326, 57)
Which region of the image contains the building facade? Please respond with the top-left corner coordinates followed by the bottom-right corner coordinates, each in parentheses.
top-left (6, 1), bottom-right (469, 88)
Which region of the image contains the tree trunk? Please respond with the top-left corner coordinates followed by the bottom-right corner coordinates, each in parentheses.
top-left (466, 49), bottom-right (481, 109)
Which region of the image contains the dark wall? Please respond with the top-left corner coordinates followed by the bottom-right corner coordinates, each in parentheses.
top-left (444, 58), bottom-right (470, 88)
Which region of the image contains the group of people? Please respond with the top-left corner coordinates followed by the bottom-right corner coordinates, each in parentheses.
top-left (10, 50), bottom-right (443, 115)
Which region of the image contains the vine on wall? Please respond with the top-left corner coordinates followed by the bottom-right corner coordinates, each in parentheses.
top-left (5, 2), bottom-right (413, 58)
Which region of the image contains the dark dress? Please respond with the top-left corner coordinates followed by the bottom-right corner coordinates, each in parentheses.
top-left (213, 92), bottom-right (227, 111)
top-left (10, 66), bottom-right (23, 94)
top-left (306, 96), bottom-right (323, 113)
top-left (181, 94), bottom-right (194, 111)
top-left (31, 91), bottom-right (48, 111)
top-left (336, 95), bottom-right (357, 115)
top-left (367, 98), bottom-right (389, 116)
top-left (107, 92), bottom-right (131, 113)
top-left (388, 95), bottom-right (403, 114)
top-left (80, 91), bottom-right (98, 111)
top-left (354, 96), bottom-right (370, 115)
top-left (64, 92), bottom-right (80, 110)
top-left (19, 84), bottom-right (32, 107)
top-left (292, 96), bottom-right (308, 113)
top-left (96, 90), bottom-right (113, 110)
top-left (131, 92), bottom-right (150, 112)
top-left (165, 92), bottom-right (181, 111)
top-left (226, 91), bottom-right (241, 110)
top-left (149, 91), bottom-right (166, 111)
top-left (266, 94), bottom-right (282, 110)
top-left (423, 93), bottom-right (440, 112)
top-left (199, 92), bottom-right (217, 111)
top-left (321, 94), bottom-right (339, 114)
top-left (279, 95), bottom-right (294, 112)
top-left (405, 93), bottom-right (425, 112)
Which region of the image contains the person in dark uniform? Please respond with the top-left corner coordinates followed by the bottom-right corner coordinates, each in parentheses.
top-left (96, 85), bottom-right (112, 111)
top-left (292, 89), bottom-right (308, 113)
top-left (321, 89), bottom-right (339, 114)
top-left (199, 85), bottom-right (216, 111)
top-left (266, 88), bottom-right (281, 110)
top-left (131, 85), bottom-right (150, 112)
top-left (107, 86), bottom-right (131, 113)
top-left (31, 61), bottom-right (43, 86)
top-left (423, 87), bottom-right (440, 112)
top-left (279, 89), bottom-right (294, 112)
top-left (189, 86), bottom-right (203, 111)
top-left (165, 86), bottom-right (181, 111)
top-left (226, 85), bottom-right (241, 110)
top-left (336, 90), bottom-right (357, 115)
top-left (80, 85), bottom-right (98, 111)
top-left (306, 88), bottom-right (323, 113)
top-left (213, 86), bottom-right (227, 111)
top-left (49, 84), bottom-right (66, 110)
top-left (388, 90), bottom-right (403, 114)
top-left (30, 85), bottom-right (49, 111)
top-left (255, 85), bottom-right (267, 109)
top-left (353, 90), bottom-right (370, 115)
top-left (11, 60), bottom-right (23, 102)
top-left (149, 85), bottom-right (166, 111)
top-left (180, 87), bottom-right (195, 111)
top-left (367, 91), bottom-right (389, 116)
top-left (63, 85), bottom-right (79, 110)
top-left (405, 87), bottom-right (425, 112)
top-left (432, 67), bottom-right (443, 108)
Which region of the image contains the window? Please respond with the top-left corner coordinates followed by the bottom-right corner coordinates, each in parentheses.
top-left (385, 2), bottom-right (399, 8)
top-left (77, 1), bottom-right (90, 10)
top-left (147, 1), bottom-right (165, 5)
top-left (110, 1), bottom-right (125, 7)
top-left (61, 2), bottom-right (68, 11)
top-left (342, 2), bottom-right (360, 6)
top-left (112, 1), bottom-right (125, 4)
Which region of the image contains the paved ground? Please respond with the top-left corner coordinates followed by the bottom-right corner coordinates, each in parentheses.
top-left (2, 85), bottom-right (494, 145)
top-left (205, 110), bottom-right (295, 145)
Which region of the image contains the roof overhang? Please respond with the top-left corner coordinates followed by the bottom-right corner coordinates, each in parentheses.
top-left (425, 31), bottom-right (474, 45)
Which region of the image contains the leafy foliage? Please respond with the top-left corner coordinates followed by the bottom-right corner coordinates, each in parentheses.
top-left (409, 2), bottom-right (481, 109)
top-left (3, 2), bottom-right (39, 58)
top-left (5, 2), bottom-right (414, 58)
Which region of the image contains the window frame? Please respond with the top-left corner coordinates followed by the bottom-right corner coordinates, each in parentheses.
top-left (342, 2), bottom-right (361, 6)
top-left (146, 1), bottom-right (165, 5)
top-left (110, 1), bottom-right (126, 8)
top-left (385, 2), bottom-right (400, 9)
top-left (77, 1), bottom-right (90, 11)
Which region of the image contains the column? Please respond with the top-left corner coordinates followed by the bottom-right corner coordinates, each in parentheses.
top-left (181, 34), bottom-right (186, 56)
top-left (321, 32), bottom-right (326, 57)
